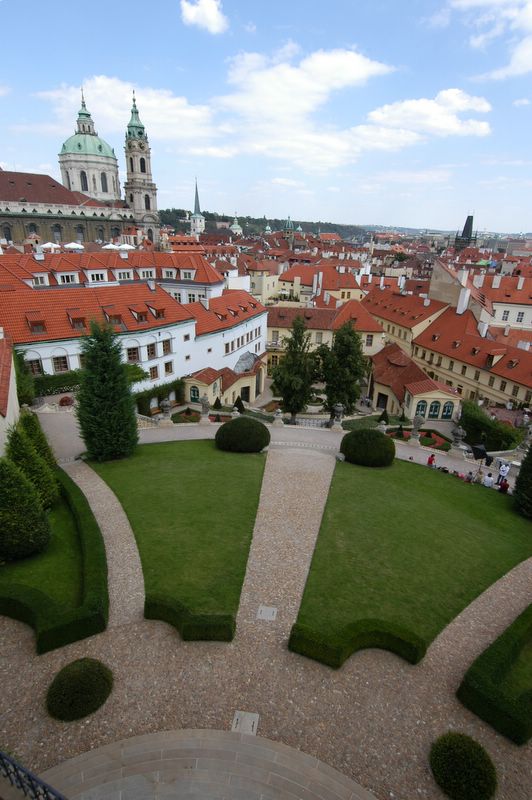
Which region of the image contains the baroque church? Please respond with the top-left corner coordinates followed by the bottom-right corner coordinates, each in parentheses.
top-left (0, 93), bottom-right (160, 246)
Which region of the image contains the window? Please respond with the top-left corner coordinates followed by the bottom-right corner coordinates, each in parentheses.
top-left (127, 347), bottom-right (140, 363)
top-left (71, 318), bottom-right (85, 330)
top-left (164, 270), bottom-right (174, 279)
top-left (363, 334), bottom-right (373, 347)
top-left (26, 359), bottom-right (42, 375)
top-left (488, 376), bottom-right (495, 387)
top-left (52, 224), bottom-right (62, 243)
top-left (140, 157), bottom-right (146, 173)
top-left (436, 356), bottom-right (442, 367)
top-left (461, 365), bottom-right (467, 376)
top-left (144, 194), bottom-right (151, 210)
top-left (76, 225), bottom-right (84, 243)
top-left (183, 334), bottom-right (190, 342)
top-left (525, 390), bottom-right (532, 404)
top-left (457, 385), bottom-right (463, 395)
top-left (118, 271), bottom-right (130, 280)
top-left (146, 343), bottom-right (157, 359)
top-left (442, 401), bottom-right (454, 419)
top-left (415, 400), bottom-right (427, 417)
top-left (448, 360), bottom-right (454, 371)
top-left (190, 386), bottom-right (200, 402)
top-left (225, 343), bottom-right (230, 354)
top-left (52, 355), bottom-right (69, 373)
top-left (512, 384), bottom-right (519, 398)
top-left (164, 361), bottom-right (173, 375)
top-left (80, 171), bottom-right (88, 192)
top-left (517, 312), bottom-right (524, 323)
top-left (270, 355), bottom-right (278, 367)
top-left (101, 173), bottom-right (108, 193)
top-left (315, 332), bottom-right (323, 344)
top-left (502, 310), bottom-right (509, 321)
top-left (474, 370), bottom-right (480, 381)
top-left (89, 272), bottom-right (105, 282)
top-left (341, 291), bottom-right (345, 299)
top-left (29, 322), bottom-right (45, 334)
top-left (162, 339), bottom-right (171, 355)
top-left (129, 157), bottom-right (134, 172)
top-left (231, 341), bottom-right (235, 352)
top-left (185, 355), bottom-right (190, 361)
top-left (500, 380), bottom-right (507, 392)
top-left (428, 400), bottom-right (441, 419)
top-left (149, 366), bottom-right (158, 381)
top-left (183, 271), bottom-right (192, 280)
top-left (60, 274), bottom-right (76, 284)
top-left (28, 223), bottom-right (38, 234)
top-left (188, 293), bottom-right (196, 303)
top-left (97, 226), bottom-right (104, 241)
top-left (137, 312), bottom-right (147, 322)
top-left (140, 270), bottom-right (154, 279)
top-left (33, 276), bottom-right (46, 286)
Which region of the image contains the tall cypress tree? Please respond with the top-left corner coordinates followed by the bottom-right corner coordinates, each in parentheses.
top-left (272, 316), bottom-right (315, 424)
top-left (514, 445), bottom-right (532, 519)
top-left (19, 410), bottom-right (57, 470)
top-left (0, 458), bottom-right (51, 560)
top-left (6, 426), bottom-right (59, 509)
top-left (76, 321), bottom-right (138, 461)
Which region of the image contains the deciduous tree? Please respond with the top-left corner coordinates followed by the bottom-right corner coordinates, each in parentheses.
top-left (272, 316), bottom-right (315, 424)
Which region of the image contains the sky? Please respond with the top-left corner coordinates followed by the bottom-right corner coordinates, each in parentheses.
top-left (1, 0), bottom-right (531, 233)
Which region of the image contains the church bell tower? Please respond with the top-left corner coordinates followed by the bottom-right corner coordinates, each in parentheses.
top-left (124, 92), bottom-right (159, 242)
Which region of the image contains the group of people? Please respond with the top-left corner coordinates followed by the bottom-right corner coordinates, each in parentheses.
top-left (427, 454), bottom-right (511, 493)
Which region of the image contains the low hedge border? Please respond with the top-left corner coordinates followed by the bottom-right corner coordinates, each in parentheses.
top-left (134, 378), bottom-right (185, 416)
top-left (34, 370), bottom-right (83, 397)
top-left (0, 467), bottom-right (109, 654)
top-left (456, 603), bottom-right (532, 745)
top-left (288, 619), bottom-right (426, 669)
top-left (144, 593), bottom-right (235, 641)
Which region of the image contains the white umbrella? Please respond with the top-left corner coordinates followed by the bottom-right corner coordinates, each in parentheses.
top-left (41, 241), bottom-right (60, 250)
top-left (64, 241), bottom-right (84, 250)
top-left (102, 243), bottom-right (120, 250)
top-left (118, 243), bottom-right (135, 250)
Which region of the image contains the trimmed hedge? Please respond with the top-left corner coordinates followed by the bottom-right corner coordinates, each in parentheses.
top-left (134, 377), bottom-right (184, 416)
top-left (456, 603), bottom-right (532, 745)
top-left (34, 370), bottom-right (83, 397)
top-left (340, 428), bottom-right (395, 467)
top-left (0, 458), bottom-right (51, 560)
top-left (46, 658), bottom-right (113, 721)
top-left (145, 593), bottom-right (235, 640)
top-left (6, 426), bottom-right (59, 509)
top-left (19, 411), bottom-right (57, 470)
top-left (460, 401), bottom-right (520, 451)
top-left (215, 416), bottom-right (270, 453)
top-left (429, 732), bottom-right (497, 800)
top-left (0, 468), bottom-right (109, 653)
top-left (288, 619), bottom-right (426, 668)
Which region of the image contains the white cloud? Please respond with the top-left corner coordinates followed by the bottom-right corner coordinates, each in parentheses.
top-left (513, 96), bottom-right (531, 104)
top-left (0, 84), bottom-right (10, 97)
top-left (271, 177), bottom-right (305, 187)
top-left (372, 168), bottom-right (452, 184)
top-left (368, 89), bottom-right (491, 136)
top-left (244, 21), bottom-right (257, 34)
top-left (180, 0), bottom-right (228, 34)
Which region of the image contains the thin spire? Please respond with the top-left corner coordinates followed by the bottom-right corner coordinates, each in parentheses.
top-left (81, 86), bottom-right (86, 109)
top-left (194, 179), bottom-right (201, 215)
top-left (132, 89), bottom-right (137, 109)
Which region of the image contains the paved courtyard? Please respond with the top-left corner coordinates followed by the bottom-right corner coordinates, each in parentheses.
top-left (0, 412), bottom-right (530, 799)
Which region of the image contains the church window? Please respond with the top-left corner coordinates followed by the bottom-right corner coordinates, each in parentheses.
top-left (28, 223), bottom-right (38, 234)
top-left (129, 157), bottom-right (134, 172)
top-left (2, 224), bottom-right (12, 241)
top-left (92, 175), bottom-right (97, 191)
top-left (66, 173), bottom-right (71, 190)
top-left (80, 171), bottom-right (88, 192)
top-left (147, 228), bottom-right (154, 242)
top-left (140, 157), bottom-right (146, 173)
top-left (144, 195), bottom-right (151, 210)
top-left (111, 226), bottom-right (120, 238)
top-left (76, 225), bottom-right (84, 243)
top-left (101, 173), bottom-right (108, 193)
top-left (129, 194), bottom-right (133, 203)
top-left (52, 224), bottom-right (62, 243)
top-left (97, 226), bottom-right (104, 241)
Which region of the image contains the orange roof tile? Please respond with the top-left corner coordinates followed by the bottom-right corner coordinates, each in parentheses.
top-left (362, 288), bottom-right (447, 327)
top-left (187, 291), bottom-right (266, 336)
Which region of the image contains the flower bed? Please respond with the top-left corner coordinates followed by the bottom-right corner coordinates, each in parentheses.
top-left (387, 428), bottom-right (452, 451)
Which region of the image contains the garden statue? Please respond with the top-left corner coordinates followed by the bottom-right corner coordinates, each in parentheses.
top-left (160, 398), bottom-right (172, 418)
top-left (332, 402), bottom-right (345, 431)
top-left (273, 408), bottom-right (284, 427)
top-left (451, 424), bottom-right (467, 448)
top-left (409, 414), bottom-right (424, 444)
top-left (200, 394), bottom-right (210, 416)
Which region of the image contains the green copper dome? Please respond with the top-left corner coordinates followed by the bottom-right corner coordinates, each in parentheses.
top-left (60, 133), bottom-right (116, 159)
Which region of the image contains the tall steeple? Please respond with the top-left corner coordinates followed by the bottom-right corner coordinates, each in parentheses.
top-left (190, 179), bottom-right (205, 236)
top-left (76, 89), bottom-right (96, 135)
top-left (194, 179), bottom-right (201, 215)
top-left (124, 92), bottom-right (159, 243)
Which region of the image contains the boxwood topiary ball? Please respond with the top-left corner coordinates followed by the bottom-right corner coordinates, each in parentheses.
top-left (46, 658), bottom-right (113, 721)
top-left (215, 416), bottom-right (270, 453)
top-left (340, 428), bottom-right (395, 467)
top-left (429, 732), bottom-right (497, 800)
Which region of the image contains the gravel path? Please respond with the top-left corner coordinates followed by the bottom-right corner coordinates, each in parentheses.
top-left (1, 425), bottom-right (531, 800)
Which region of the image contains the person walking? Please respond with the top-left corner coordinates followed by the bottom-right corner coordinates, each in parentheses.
top-left (496, 462), bottom-right (510, 485)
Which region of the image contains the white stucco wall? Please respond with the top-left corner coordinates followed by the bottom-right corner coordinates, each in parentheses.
top-left (0, 354), bottom-right (20, 456)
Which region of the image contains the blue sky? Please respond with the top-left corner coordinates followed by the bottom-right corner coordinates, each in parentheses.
top-left (1, 0), bottom-right (531, 232)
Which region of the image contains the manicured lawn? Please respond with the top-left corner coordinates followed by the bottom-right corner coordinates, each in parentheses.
top-left (503, 638), bottom-right (532, 698)
top-left (293, 460), bottom-right (532, 665)
top-left (0, 496), bottom-right (82, 608)
top-left (92, 441), bottom-right (265, 619)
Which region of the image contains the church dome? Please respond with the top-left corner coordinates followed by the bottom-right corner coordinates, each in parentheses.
top-left (61, 133), bottom-right (116, 159)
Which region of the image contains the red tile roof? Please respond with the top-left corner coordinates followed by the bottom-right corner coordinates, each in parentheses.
top-left (372, 343), bottom-right (456, 403)
top-left (0, 170), bottom-right (118, 208)
top-left (187, 290), bottom-right (266, 336)
top-left (279, 265), bottom-right (358, 291)
top-left (267, 300), bottom-right (382, 333)
top-left (362, 288), bottom-right (447, 328)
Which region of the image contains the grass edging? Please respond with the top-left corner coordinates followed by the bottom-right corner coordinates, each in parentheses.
top-left (288, 619), bottom-right (426, 668)
top-left (144, 593), bottom-right (235, 641)
top-left (0, 467), bottom-right (109, 653)
top-left (456, 603), bottom-right (532, 745)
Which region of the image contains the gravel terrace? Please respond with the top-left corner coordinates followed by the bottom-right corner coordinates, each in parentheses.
top-left (0, 418), bottom-right (531, 799)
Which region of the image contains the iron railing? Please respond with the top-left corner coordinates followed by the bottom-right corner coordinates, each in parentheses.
top-left (0, 751), bottom-right (68, 800)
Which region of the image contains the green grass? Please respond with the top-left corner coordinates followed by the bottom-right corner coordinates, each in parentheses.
top-left (92, 441), bottom-right (265, 619)
top-left (0, 496), bottom-right (82, 608)
top-left (292, 460), bottom-right (532, 665)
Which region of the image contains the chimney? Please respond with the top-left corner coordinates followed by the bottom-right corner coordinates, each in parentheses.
top-left (399, 275), bottom-right (406, 291)
top-left (379, 275), bottom-right (385, 290)
top-left (324, 291), bottom-right (330, 304)
top-left (458, 268), bottom-right (469, 287)
top-left (119, 251), bottom-right (128, 260)
top-left (472, 273), bottom-right (485, 288)
top-left (517, 275), bottom-right (525, 290)
top-left (147, 279), bottom-right (156, 291)
top-left (456, 286), bottom-right (471, 315)
top-left (367, 273), bottom-right (372, 283)
top-left (423, 297), bottom-right (430, 307)
top-left (318, 271), bottom-right (323, 292)
top-left (492, 274), bottom-right (501, 289)
top-left (200, 297), bottom-right (209, 310)
top-left (504, 324), bottom-right (510, 337)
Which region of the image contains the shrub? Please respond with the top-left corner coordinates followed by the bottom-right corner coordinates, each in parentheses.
top-left (134, 378), bottom-right (185, 416)
top-left (215, 416), bottom-right (270, 453)
top-left (6, 426), bottom-right (59, 509)
top-left (429, 732), bottom-right (497, 800)
top-left (378, 409), bottom-right (389, 423)
top-left (460, 401), bottom-right (520, 451)
top-left (18, 412), bottom-right (56, 470)
top-left (514, 444), bottom-right (532, 519)
top-left (234, 395), bottom-right (246, 413)
top-left (144, 594), bottom-right (235, 641)
top-left (340, 429), bottom-right (395, 467)
top-left (437, 442), bottom-right (452, 452)
top-left (46, 658), bottom-right (113, 721)
top-left (59, 395), bottom-right (74, 407)
top-left (0, 458), bottom-right (51, 561)
top-left (420, 436), bottom-right (437, 447)
top-left (34, 369), bottom-right (83, 397)
top-left (171, 410), bottom-right (200, 423)
top-left (213, 397), bottom-right (222, 410)
top-left (14, 350), bottom-right (35, 405)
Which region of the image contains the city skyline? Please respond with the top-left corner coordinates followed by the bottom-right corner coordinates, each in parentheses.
top-left (1, 0), bottom-right (531, 233)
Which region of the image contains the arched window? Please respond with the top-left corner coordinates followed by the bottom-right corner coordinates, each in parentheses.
top-left (147, 228), bottom-right (154, 242)
top-left (415, 400), bottom-right (427, 418)
top-left (92, 175), bottom-right (97, 191)
top-left (140, 157), bottom-right (146, 173)
top-left (52, 224), bottom-right (62, 243)
top-left (129, 157), bottom-right (134, 172)
top-left (80, 171), bottom-right (88, 192)
top-left (111, 226), bottom-right (120, 239)
top-left (190, 386), bottom-right (200, 402)
top-left (28, 222), bottom-right (38, 234)
top-left (129, 193), bottom-right (133, 203)
top-left (144, 194), bottom-right (151, 210)
top-left (442, 401), bottom-right (454, 419)
top-left (66, 172), bottom-right (71, 190)
top-left (2, 224), bottom-right (12, 242)
top-left (76, 225), bottom-right (84, 243)
top-left (97, 226), bottom-right (104, 241)
top-left (101, 173), bottom-right (108, 193)
top-left (428, 400), bottom-right (441, 419)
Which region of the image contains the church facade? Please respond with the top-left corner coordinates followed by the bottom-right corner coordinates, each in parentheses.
top-left (0, 93), bottom-right (160, 246)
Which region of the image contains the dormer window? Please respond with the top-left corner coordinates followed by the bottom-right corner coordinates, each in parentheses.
top-left (26, 312), bottom-right (46, 334)
top-left (109, 314), bottom-right (122, 325)
top-left (72, 317), bottom-right (86, 330)
top-left (182, 270), bottom-right (193, 280)
top-left (452, 340), bottom-right (461, 349)
top-left (59, 273), bottom-right (77, 284)
top-left (471, 347), bottom-right (480, 355)
top-left (137, 312), bottom-right (148, 322)
top-left (140, 269), bottom-right (154, 279)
